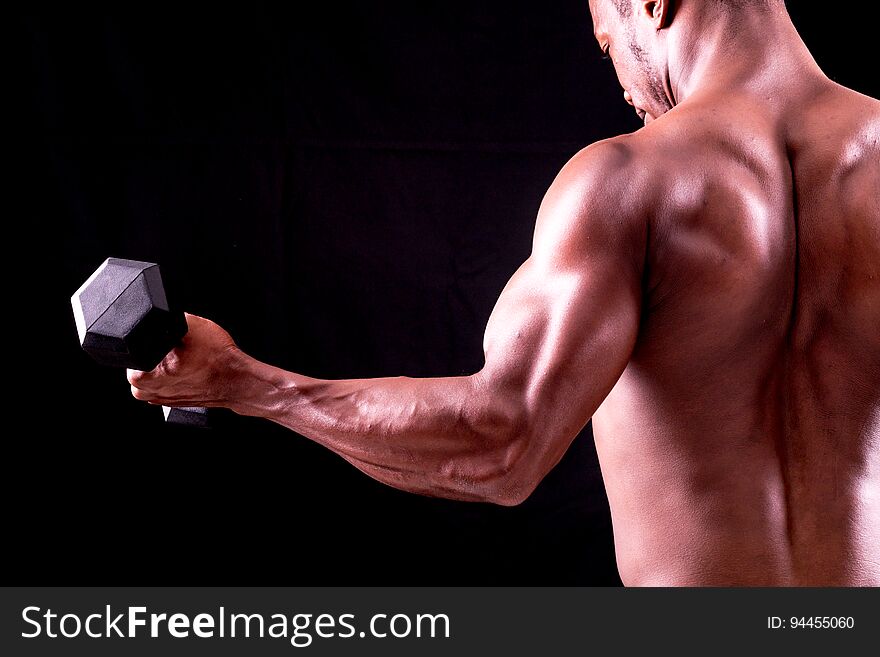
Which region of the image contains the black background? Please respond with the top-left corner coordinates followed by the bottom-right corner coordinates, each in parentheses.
top-left (18, 2), bottom-right (877, 584)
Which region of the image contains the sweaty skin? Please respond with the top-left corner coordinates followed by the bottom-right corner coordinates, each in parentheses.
top-left (128, 0), bottom-right (880, 585)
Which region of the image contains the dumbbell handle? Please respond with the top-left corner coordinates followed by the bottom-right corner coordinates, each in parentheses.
top-left (162, 404), bottom-right (210, 428)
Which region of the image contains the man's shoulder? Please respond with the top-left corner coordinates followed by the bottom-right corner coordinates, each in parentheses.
top-left (548, 135), bottom-right (659, 222)
top-left (564, 135), bottom-right (641, 182)
top-left (539, 116), bottom-right (739, 248)
top-left (532, 137), bottom-right (650, 267)
top-left (565, 127), bottom-right (698, 194)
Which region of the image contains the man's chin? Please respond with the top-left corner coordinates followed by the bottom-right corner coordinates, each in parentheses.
top-left (636, 110), bottom-right (655, 126)
top-left (635, 107), bottom-right (656, 126)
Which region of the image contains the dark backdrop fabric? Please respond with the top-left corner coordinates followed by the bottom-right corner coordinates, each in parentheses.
top-left (19, 2), bottom-right (877, 584)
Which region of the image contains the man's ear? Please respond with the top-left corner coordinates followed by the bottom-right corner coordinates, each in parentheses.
top-left (642, 0), bottom-right (671, 29)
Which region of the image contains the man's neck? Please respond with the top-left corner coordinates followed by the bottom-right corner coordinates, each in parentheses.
top-left (666, 1), bottom-right (826, 107)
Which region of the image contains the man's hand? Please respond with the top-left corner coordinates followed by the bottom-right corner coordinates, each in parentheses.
top-left (127, 313), bottom-right (242, 408)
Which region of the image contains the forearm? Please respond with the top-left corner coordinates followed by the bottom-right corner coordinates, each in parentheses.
top-left (224, 351), bottom-right (528, 505)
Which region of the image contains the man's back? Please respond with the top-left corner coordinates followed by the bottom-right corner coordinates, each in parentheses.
top-left (592, 79), bottom-right (880, 586)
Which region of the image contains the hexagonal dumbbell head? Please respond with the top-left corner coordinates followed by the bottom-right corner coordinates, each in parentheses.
top-left (72, 258), bottom-right (187, 371)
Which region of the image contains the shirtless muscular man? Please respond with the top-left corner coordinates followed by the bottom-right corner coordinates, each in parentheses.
top-left (127, 0), bottom-right (880, 586)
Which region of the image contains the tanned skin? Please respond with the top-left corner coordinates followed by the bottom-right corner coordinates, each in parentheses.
top-left (127, 0), bottom-right (880, 585)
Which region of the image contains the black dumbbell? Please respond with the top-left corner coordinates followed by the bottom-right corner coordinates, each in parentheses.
top-left (71, 258), bottom-right (209, 427)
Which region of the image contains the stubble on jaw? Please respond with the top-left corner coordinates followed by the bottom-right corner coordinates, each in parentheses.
top-left (629, 39), bottom-right (673, 120)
